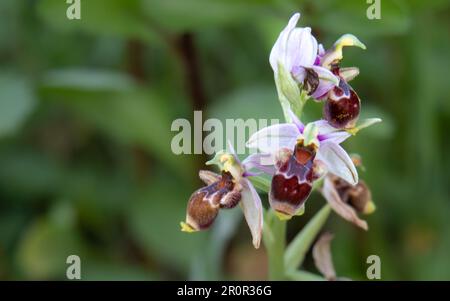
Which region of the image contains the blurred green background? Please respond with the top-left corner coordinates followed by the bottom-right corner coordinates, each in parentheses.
top-left (0, 0), bottom-right (449, 280)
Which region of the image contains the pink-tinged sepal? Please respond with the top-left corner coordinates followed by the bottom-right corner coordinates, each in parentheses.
top-left (198, 170), bottom-right (221, 185)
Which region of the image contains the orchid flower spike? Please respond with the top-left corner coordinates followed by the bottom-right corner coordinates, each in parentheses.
top-left (181, 142), bottom-right (263, 249)
top-left (317, 34), bottom-right (367, 129)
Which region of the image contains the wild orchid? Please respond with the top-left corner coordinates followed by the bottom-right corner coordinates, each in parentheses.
top-left (180, 11), bottom-right (381, 281)
top-left (180, 142), bottom-right (263, 249)
top-left (321, 173), bottom-right (375, 231)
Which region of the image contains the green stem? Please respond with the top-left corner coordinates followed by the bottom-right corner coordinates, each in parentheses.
top-left (263, 209), bottom-right (286, 280)
top-left (262, 88), bottom-right (322, 280)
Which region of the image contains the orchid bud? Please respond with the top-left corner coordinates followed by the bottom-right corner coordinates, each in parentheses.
top-left (323, 79), bottom-right (361, 129)
top-left (332, 176), bottom-right (375, 215)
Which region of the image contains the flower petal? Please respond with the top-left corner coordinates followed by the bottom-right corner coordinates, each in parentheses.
top-left (198, 170), bottom-right (221, 185)
top-left (321, 34), bottom-right (366, 68)
top-left (290, 27), bottom-right (317, 69)
top-left (308, 66), bottom-right (339, 99)
top-left (269, 13), bottom-right (301, 73)
top-left (314, 119), bottom-right (339, 135)
top-left (246, 123), bottom-right (299, 154)
top-left (240, 178), bottom-right (263, 248)
top-left (339, 67), bottom-right (359, 82)
top-left (318, 43), bottom-right (326, 57)
top-left (348, 117), bottom-right (382, 135)
top-left (242, 153), bottom-right (276, 175)
top-left (317, 142), bottom-right (358, 185)
top-left (315, 120), bottom-right (351, 144)
top-left (287, 108), bottom-right (304, 132)
top-left (319, 131), bottom-right (351, 145)
top-left (322, 177), bottom-right (368, 230)
top-left (291, 65), bottom-right (307, 84)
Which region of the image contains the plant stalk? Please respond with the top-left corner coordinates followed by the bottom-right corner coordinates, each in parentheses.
top-left (263, 209), bottom-right (286, 280)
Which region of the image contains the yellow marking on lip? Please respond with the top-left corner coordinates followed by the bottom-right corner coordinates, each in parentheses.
top-left (180, 221), bottom-right (196, 233)
top-left (275, 211), bottom-right (292, 221)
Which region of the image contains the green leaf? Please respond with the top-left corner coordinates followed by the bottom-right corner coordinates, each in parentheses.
top-left (310, 0), bottom-right (412, 37)
top-left (0, 0), bottom-right (21, 53)
top-left (0, 73), bottom-right (35, 137)
top-left (0, 149), bottom-right (64, 201)
top-left (284, 204), bottom-right (331, 271)
top-left (43, 69), bottom-right (137, 92)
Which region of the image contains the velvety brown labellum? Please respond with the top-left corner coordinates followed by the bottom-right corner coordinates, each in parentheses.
top-left (270, 144), bottom-right (316, 216)
top-left (186, 171), bottom-right (241, 230)
top-left (323, 79), bottom-right (360, 129)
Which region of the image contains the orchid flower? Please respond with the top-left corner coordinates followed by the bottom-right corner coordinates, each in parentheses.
top-left (246, 109), bottom-right (358, 219)
top-left (270, 13), bottom-right (339, 101)
top-left (180, 142), bottom-right (263, 249)
top-left (321, 174), bottom-right (376, 231)
top-left (247, 109), bottom-right (358, 185)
